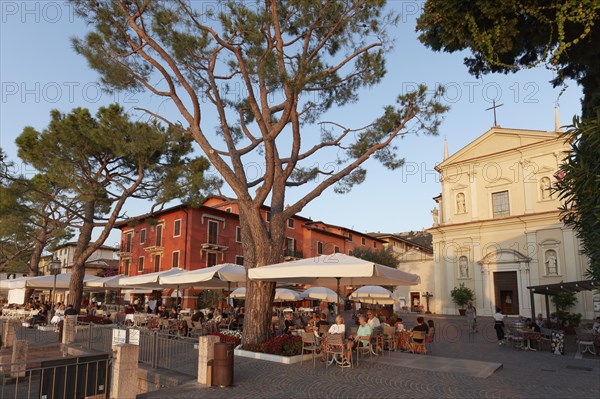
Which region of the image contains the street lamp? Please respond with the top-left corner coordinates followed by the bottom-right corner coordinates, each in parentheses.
top-left (49, 256), bottom-right (61, 315)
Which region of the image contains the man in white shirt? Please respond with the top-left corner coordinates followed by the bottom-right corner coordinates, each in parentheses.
top-left (366, 310), bottom-right (381, 329)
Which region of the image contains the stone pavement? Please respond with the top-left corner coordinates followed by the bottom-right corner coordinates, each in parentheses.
top-left (138, 313), bottom-right (600, 398)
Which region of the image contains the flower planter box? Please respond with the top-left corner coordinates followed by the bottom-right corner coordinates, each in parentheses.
top-left (234, 347), bottom-right (314, 364)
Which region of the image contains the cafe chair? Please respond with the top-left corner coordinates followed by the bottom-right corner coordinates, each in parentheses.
top-left (383, 325), bottom-right (396, 352)
top-left (409, 331), bottom-right (427, 354)
top-left (576, 330), bottom-right (596, 355)
top-left (301, 331), bottom-right (319, 367)
top-left (354, 335), bottom-right (373, 366)
top-left (326, 334), bottom-right (351, 370)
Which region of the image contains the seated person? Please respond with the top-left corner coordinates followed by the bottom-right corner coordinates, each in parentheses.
top-left (231, 308), bottom-right (244, 328)
top-left (191, 309), bottom-right (205, 323)
top-left (283, 313), bottom-right (296, 334)
top-left (411, 316), bottom-right (429, 343)
top-left (535, 313), bottom-right (546, 329)
top-left (169, 307), bottom-right (179, 319)
top-left (206, 308), bottom-right (215, 320)
top-left (344, 316), bottom-right (373, 367)
top-left (317, 313), bottom-right (330, 330)
top-left (124, 304), bottom-right (135, 315)
top-left (64, 304), bottom-right (78, 316)
top-left (425, 320), bottom-right (435, 343)
top-left (158, 305), bottom-right (170, 319)
top-left (306, 312), bottom-right (319, 331)
top-left (366, 310), bottom-right (381, 329)
top-left (395, 317), bottom-right (405, 332)
top-left (525, 317), bottom-right (540, 333)
top-left (30, 305), bottom-right (49, 327)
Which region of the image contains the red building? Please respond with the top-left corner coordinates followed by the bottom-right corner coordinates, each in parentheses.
top-left (116, 196), bottom-right (384, 308)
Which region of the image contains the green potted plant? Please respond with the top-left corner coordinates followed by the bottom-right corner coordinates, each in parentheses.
top-left (450, 283), bottom-right (475, 316)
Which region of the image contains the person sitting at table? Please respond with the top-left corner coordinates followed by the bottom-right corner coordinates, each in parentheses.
top-left (29, 304), bottom-right (49, 327)
top-left (395, 317), bottom-right (406, 332)
top-left (320, 315), bottom-right (346, 362)
top-left (425, 320), bottom-right (435, 343)
top-left (345, 316), bottom-right (373, 367)
top-left (207, 308), bottom-right (215, 320)
top-left (191, 309), bottom-right (204, 323)
top-left (412, 317), bottom-right (429, 343)
top-left (283, 312), bottom-right (296, 334)
top-left (535, 314), bottom-right (546, 330)
top-left (158, 305), bottom-right (170, 319)
top-left (169, 307), bottom-right (179, 319)
top-left (124, 304), bottom-right (135, 315)
top-left (317, 313), bottom-right (330, 329)
top-left (366, 310), bottom-right (381, 329)
top-left (525, 317), bottom-right (540, 333)
top-left (306, 312), bottom-right (319, 331)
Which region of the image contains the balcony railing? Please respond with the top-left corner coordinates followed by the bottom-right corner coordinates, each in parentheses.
top-left (284, 249), bottom-right (303, 260)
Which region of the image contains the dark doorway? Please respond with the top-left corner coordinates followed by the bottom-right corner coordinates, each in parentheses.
top-left (494, 271), bottom-right (519, 315)
top-left (410, 292), bottom-right (421, 313)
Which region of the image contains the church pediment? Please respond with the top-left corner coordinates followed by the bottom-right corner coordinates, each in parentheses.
top-left (478, 249), bottom-right (531, 265)
top-left (438, 127), bottom-right (559, 168)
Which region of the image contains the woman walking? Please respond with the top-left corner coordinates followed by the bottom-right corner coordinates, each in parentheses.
top-left (493, 307), bottom-right (506, 345)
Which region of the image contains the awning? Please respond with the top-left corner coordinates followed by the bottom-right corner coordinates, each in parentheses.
top-left (527, 280), bottom-right (597, 296)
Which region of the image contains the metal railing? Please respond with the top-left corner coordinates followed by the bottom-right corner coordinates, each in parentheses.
top-left (74, 322), bottom-right (114, 353)
top-left (0, 355), bottom-right (111, 399)
top-left (138, 329), bottom-right (199, 377)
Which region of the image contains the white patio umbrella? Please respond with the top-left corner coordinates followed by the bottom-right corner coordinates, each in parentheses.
top-left (228, 287), bottom-right (303, 302)
top-left (349, 285), bottom-right (397, 305)
top-left (159, 263), bottom-right (246, 289)
top-left (273, 288), bottom-right (303, 302)
top-left (0, 276), bottom-right (30, 290)
top-left (118, 268), bottom-right (187, 287)
top-left (249, 253), bottom-right (420, 305)
top-left (229, 287), bottom-right (246, 299)
top-left (302, 286), bottom-right (340, 303)
top-left (4, 273), bottom-right (101, 289)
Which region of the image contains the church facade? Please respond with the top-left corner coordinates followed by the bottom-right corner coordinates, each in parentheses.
top-left (428, 126), bottom-right (593, 318)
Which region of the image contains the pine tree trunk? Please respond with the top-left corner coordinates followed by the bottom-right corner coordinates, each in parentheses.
top-left (238, 203), bottom-right (285, 345)
top-left (25, 228), bottom-right (48, 304)
top-left (69, 202), bottom-right (94, 311)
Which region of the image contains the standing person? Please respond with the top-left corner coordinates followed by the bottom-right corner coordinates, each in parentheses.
top-left (465, 301), bottom-right (477, 333)
top-left (494, 307), bottom-right (506, 345)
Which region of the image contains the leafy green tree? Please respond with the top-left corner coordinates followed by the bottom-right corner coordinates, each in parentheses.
top-left (16, 104), bottom-right (215, 310)
top-left (351, 246), bottom-right (400, 268)
top-left (71, 0), bottom-right (447, 343)
top-left (556, 113), bottom-right (600, 281)
top-left (417, 0), bottom-right (600, 117)
top-left (418, 0), bottom-right (600, 283)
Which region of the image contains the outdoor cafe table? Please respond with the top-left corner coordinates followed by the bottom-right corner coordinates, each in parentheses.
top-left (515, 329), bottom-right (541, 351)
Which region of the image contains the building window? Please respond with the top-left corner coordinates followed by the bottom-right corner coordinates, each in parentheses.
top-left (172, 251), bottom-right (180, 269)
top-left (140, 228), bottom-right (146, 244)
top-left (173, 219), bottom-right (181, 237)
top-left (287, 219), bottom-right (295, 229)
top-left (124, 232), bottom-right (133, 252)
top-left (492, 191), bottom-right (510, 218)
top-left (235, 255), bottom-right (244, 265)
top-left (137, 257), bottom-right (144, 272)
top-left (361, 237), bottom-right (366, 246)
top-left (265, 211), bottom-right (271, 223)
top-left (208, 220), bottom-right (219, 244)
top-left (373, 242), bottom-right (377, 249)
top-left (286, 238), bottom-right (296, 255)
top-left (156, 224), bottom-right (163, 246)
top-left (334, 246), bottom-right (340, 253)
top-left (236, 226), bottom-right (242, 243)
top-left (225, 207), bottom-right (232, 213)
top-left (348, 233), bottom-right (353, 242)
top-left (124, 259), bottom-right (131, 275)
top-left (207, 252), bottom-right (218, 267)
top-left (348, 250), bottom-right (353, 256)
top-left (153, 254), bottom-right (161, 272)
top-left (317, 241), bottom-right (323, 255)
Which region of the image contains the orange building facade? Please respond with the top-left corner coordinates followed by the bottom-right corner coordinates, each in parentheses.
top-left (117, 197), bottom-right (384, 308)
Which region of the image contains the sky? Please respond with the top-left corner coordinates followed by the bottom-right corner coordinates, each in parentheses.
top-left (0, 1), bottom-right (583, 248)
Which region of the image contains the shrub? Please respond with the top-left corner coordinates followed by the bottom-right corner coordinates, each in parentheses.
top-left (450, 283), bottom-right (475, 308)
top-left (242, 334), bottom-right (302, 356)
top-left (209, 331), bottom-right (241, 347)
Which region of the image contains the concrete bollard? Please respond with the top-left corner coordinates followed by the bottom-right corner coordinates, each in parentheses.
top-left (111, 344), bottom-right (139, 399)
top-left (198, 335), bottom-right (220, 386)
top-left (2, 319), bottom-right (21, 349)
top-left (62, 315), bottom-right (78, 344)
top-left (11, 339), bottom-right (27, 378)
